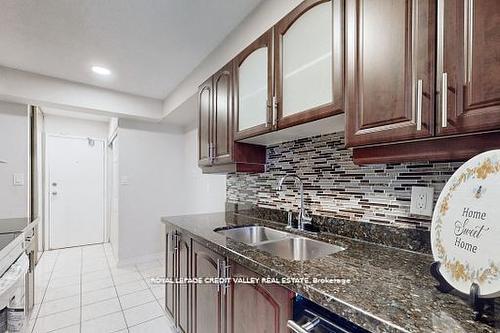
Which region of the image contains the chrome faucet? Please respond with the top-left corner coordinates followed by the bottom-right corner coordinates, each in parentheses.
top-left (277, 175), bottom-right (312, 231)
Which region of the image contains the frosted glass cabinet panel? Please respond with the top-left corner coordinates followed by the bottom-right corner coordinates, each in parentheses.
top-left (282, 1), bottom-right (332, 117)
top-left (275, 0), bottom-right (343, 129)
top-left (238, 47), bottom-right (268, 131)
top-left (234, 29), bottom-right (273, 140)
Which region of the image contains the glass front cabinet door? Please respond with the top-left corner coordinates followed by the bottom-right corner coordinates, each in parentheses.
top-left (234, 29), bottom-right (274, 141)
top-left (275, 0), bottom-right (343, 129)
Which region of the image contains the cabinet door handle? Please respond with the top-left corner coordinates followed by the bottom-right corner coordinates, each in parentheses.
top-left (208, 143), bottom-right (215, 164)
top-left (272, 96), bottom-right (278, 127)
top-left (287, 316), bottom-right (325, 333)
top-left (216, 259), bottom-right (221, 292)
top-left (222, 263), bottom-right (231, 295)
top-left (172, 234), bottom-right (178, 251)
top-left (441, 72), bottom-right (448, 128)
top-left (287, 320), bottom-right (310, 333)
top-left (266, 99), bottom-right (272, 128)
top-left (416, 79), bottom-right (423, 131)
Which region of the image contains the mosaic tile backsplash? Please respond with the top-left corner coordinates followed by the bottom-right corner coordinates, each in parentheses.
top-left (227, 132), bottom-right (463, 230)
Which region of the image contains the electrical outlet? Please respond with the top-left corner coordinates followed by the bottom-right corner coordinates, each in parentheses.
top-left (410, 186), bottom-right (434, 217)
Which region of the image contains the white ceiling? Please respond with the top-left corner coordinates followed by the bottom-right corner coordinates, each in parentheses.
top-left (0, 0), bottom-right (262, 99)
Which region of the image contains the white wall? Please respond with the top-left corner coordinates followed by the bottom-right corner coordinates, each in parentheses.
top-left (114, 123), bottom-right (226, 262)
top-left (0, 101), bottom-right (29, 219)
top-left (162, 0), bottom-right (302, 117)
top-left (0, 66), bottom-right (163, 121)
top-left (43, 114), bottom-right (109, 139)
top-left (34, 108), bottom-right (45, 256)
top-left (182, 129), bottom-right (226, 214)
top-left (117, 122), bottom-right (185, 260)
top-left (109, 136), bottom-right (120, 260)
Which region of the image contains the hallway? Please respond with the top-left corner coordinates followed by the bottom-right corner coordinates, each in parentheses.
top-left (27, 244), bottom-right (175, 333)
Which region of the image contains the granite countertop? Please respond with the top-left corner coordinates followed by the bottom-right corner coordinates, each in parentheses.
top-left (161, 212), bottom-right (499, 333)
top-left (0, 218), bottom-right (31, 235)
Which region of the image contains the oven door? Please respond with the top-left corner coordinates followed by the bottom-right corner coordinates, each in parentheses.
top-left (289, 295), bottom-right (369, 333)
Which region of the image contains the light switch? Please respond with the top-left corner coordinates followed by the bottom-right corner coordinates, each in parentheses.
top-left (120, 176), bottom-right (129, 185)
top-left (410, 186), bottom-right (434, 217)
top-left (13, 173), bottom-right (25, 186)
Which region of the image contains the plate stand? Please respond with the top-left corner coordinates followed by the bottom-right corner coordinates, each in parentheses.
top-left (431, 261), bottom-right (497, 321)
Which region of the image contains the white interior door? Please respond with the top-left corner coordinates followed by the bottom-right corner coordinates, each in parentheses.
top-left (47, 135), bottom-right (105, 249)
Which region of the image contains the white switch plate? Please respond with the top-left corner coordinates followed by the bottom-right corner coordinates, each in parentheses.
top-left (410, 186), bottom-right (434, 217)
top-left (13, 173), bottom-right (25, 186)
top-left (120, 176), bottom-right (129, 185)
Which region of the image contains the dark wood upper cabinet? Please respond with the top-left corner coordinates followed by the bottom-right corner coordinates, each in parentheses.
top-left (198, 77), bottom-right (213, 167)
top-left (213, 64), bottom-right (233, 165)
top-left (275, 0), bottom-right (344, 129)
top-left (198, 62), bottom-right (266, 173)
top-left (351, 0), bottom-right (500, 163)
top-left (345, 0), bottom-right (436, 147)
top-left (233, 29), bottom-right (274, 141)
top-left (436, 0), bottom-right (500, 135)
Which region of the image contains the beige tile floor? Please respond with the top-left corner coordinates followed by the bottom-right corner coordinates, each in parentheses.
top-left (27, 243), bottom-right (176, 333)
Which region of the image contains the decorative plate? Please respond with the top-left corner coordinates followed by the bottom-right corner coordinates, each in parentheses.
top-left (431, 150), bottom-right (500, 298)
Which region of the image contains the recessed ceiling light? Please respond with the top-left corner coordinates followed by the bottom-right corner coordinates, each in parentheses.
top-left (91, 66), bottom-right (111, 76)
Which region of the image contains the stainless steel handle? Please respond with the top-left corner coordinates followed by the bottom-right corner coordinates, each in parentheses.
top-left (286, 211), bottom-right (293, 229)
top-left (223, 262), bottom-right (231, 295)
top-left (216, 259), bottom-right (221, 292)
top-left (287, 317), bottom-right (321, 333)
top-left (441, 72), bottom-right (448, 128)
top-left (272, 96), bottom-right (278, 127)
top-left (266, 99), bottom-right (272, 128)
top-left (172, 234), bottom-right (178, 251)
top-left (208, 143), bottom-right (216, 164)
top-left (51, 192), bottom-right (58, 195)
top-left (416, 79), bottom-right (423, 131)
top-left (287, 320), bottom-right (308, 333)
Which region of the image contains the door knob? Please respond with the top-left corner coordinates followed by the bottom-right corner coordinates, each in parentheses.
top-left (51, 192), bottom-right (57, 195)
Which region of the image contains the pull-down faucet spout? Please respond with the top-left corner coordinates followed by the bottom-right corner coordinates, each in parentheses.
top-left (277, 175), bottom-right (312, 231)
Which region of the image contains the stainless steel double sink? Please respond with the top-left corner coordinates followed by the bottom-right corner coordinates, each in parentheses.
top-left (216, 226), bottom-right (344, 261)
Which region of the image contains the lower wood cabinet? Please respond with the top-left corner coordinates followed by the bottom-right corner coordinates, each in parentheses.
top-left (165, 228), bottom-right (191, 333)
top-left (229, 264), bottom-right (293, 333)
top-left (166, 229), bottom-right (293, 333)
top-left (192, 240), bottom-right (227, 333)
top-left (165, 227), bottom-right (175, 319)
top-left (177, 233), bottom-right (191, 333)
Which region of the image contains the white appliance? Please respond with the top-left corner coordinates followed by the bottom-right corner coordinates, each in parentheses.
top-left (0, 233), bottom-right (29, 332)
